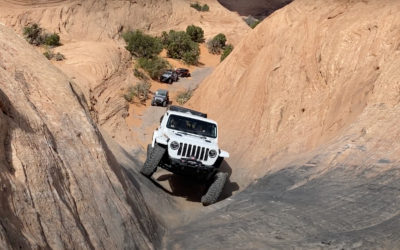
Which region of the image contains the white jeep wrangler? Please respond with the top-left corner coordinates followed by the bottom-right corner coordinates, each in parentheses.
top-left (141, 105), bottom-right (230, 205)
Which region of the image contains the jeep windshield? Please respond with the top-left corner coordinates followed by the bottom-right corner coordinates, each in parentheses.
top-left (155, 90), bottom-right (167, 96)
top-left (167, 114), bottom-right (217, 138)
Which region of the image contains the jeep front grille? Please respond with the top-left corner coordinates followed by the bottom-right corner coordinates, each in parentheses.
top-left (177, 143), bottom-right (210, 161)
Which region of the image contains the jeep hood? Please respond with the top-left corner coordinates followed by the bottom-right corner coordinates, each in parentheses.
top-left (166, 129), bottom-right (218, 146)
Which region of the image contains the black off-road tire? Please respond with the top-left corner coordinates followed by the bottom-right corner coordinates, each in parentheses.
top-left (162, 101), bottom-right (167, 107)
top-left (201, 172), bottom-right (228, 206)
top-left (146, 144), bottom-right (152, 158)
top-left (168, 79), bottom-right (172, 84)
top-left (140, 144), bottom-right (165, 178)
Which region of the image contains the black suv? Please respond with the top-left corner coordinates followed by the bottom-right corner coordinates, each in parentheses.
top-left (151, 89), bottom-right (169, 107)
top-left (176, 68), bottom-right (191, 77)
top-left (160, 70), bottom-right (179, 84)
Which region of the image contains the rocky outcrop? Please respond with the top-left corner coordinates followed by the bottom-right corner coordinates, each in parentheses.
top-left (189, 0), bottom-right (400, 187)
top-left (0, 24), bottom-right (161, 249)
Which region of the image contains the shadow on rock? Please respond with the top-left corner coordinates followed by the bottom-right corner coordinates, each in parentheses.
top-left (154, 159), bottom-right (239, 204)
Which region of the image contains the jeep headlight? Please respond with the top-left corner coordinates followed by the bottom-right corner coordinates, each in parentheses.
top-left (209, 149), bottom-right (217, 158)
top-left (170, 141), bottom-right (179, 150)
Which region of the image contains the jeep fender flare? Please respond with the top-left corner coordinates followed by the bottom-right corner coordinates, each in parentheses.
top-left (152, 130), bottom-right (168, 147)
top-left (219, 150), bottom-right (230, 158)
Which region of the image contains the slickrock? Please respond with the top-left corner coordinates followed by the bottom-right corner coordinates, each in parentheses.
top-left (0, 24), bottom-right (161, 249)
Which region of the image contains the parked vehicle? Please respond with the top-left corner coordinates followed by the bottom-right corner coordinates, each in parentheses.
top-left (141, 105), bottom-right (230, 206)
top-left (151, 89), bottom-right (169, 107)
top-left (160, 70), bottom-right (179, 83)
top-left (176, 68), bottom-right (191, 77)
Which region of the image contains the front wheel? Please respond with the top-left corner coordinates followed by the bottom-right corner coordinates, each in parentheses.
top-left (162, 101), bottom-right (167, 107)
top-left (168, 79), bottom-right (172, 84)
top-left (140, 144), bottom-right (165, 178)
top-left (201, 172), bottom-right (228, 206)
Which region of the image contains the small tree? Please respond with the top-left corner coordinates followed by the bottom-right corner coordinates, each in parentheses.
top-left (123, 30), bottom-right (163, 58)
top-left (137, 57), bottom-right (171, 79)
top-left (207, 33), bottom-right (227, 54)
top-left (220, 44), bottom-right (233, 61)
top-left (186, 25), bottom-right (205, 43)
top-left (165, 30), bottom-right (200, 65)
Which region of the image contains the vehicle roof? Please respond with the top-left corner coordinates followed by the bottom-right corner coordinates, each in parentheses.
top-left (167, 110), bottom-right (217, 124)
top-left (156, 89), bottom-right (168, 94)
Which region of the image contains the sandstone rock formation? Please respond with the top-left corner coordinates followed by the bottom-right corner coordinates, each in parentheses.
top-left (0, 24), bottom-right (160, 249)
top-left (189, 0), bottom-right (400, 187)
top-left (0, 0), bottom-right (251, 150)
top-left (170, 0), bottom-right (400, 248)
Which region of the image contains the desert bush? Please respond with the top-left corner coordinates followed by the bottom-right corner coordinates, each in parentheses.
top-left (133, 68), bottom-right (149, 80)
top-left (220, 44), bottom-right (233, 61)
top-left (23, 23), bottom-right (44, 45)
top-left (186, 25), bottom-right (205, 43)
top-left (43, 50), bottom-right (54, 60)
top-left (124, 82), bottom-right (151, 103)
top-left (44, 33), bottom-right (60, 46)
top-left (55, 52), bottom-right (65, 61)
top-left (201, 4), bottom-right (209, 11)
top-left (244, 16), bottom-right (261, 29)
top-left (190, 2), bottom-right (202, 11)
top-left (190, 2), bottom-right (209, 12)
top-left (176, 89), bottom-right (193, 105)
top-left (137, 56), bottom-right (171, 79)
top-left (123, 30), bottom-right (163, 58)
top-left (165, 30), bottom-right (200, 65)
top-left (207, 33), bottom-right (227, 54)
top-left (160, 31), bottom-right (169, 47)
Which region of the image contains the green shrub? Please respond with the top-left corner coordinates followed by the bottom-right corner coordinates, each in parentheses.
top-left (43, 50), bottom-right (54, 60)
top-left (137, 56), bottom-right (171, 79)
top-left (44, 33), bottom-right (60, 46)
top-left (176, 89), bottom-right (193, 105)
top-left (190, 2), bottom-right (202, 11)
top-left (165, 30), bottom-right (200, 65)
top-left (220, 44), bottom-right (233, 61)
top-left (124, 82), bottom-right (151, 103)
top-left (160, 31), bottom-right (169, 47)
top-left (207, 33), bottom-right (227, 54)
top-left (123, 30), bottom-right (163, 58)
top-left (23, 23), bottom-right (44, 46)
top-left (244, 16), bottom-right (261, 29)
top-left (250, 20), bottom-right (261, 29)
top-left (55, 52), bottom-right (65, 61)
top-left (133, 68), bottom-right (149, 80)
top-left (201, 4), bottom-right (209, 11)
top-left (190, 2), bottom-right (209, 12)
top-left (186, 25), bottom-right (205, 43)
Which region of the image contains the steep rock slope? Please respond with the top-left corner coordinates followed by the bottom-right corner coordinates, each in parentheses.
top-left (0, 24), bottom-right (160, 249)
top-left (189, 0), bottom-right (400, 186)
top-left (0, 0), bottom-right (251, 149)
top-left (169, 0), bottom-right (400, 247)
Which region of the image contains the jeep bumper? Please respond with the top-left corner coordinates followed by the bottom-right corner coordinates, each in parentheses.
top-left (161, 158), bottom-right (216, 180)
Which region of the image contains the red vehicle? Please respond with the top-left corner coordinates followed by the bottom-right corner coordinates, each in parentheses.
top-left (176, 68), bottom-right (191, 77)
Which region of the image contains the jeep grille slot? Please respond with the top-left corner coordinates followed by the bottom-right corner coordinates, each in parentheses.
top-left (177, 143), bottom-right (210, 161)
top-left (186, 144), bottom-right (192, 157)
top-left (178, 143), bottom-right (183, 155)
